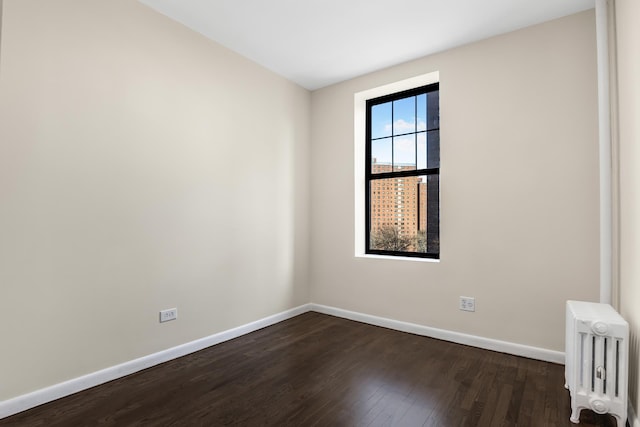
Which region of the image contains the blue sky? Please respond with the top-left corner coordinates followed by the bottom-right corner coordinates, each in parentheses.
top-left (371, 94), bottom-right (429, 168)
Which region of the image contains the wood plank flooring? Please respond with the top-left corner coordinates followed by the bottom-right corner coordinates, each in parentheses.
top-left (0, 312), bottom-right (622, 426)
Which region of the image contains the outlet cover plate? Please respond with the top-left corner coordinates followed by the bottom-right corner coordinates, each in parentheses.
top-left (460, 297), bottom-right (475, 312)
top-left (160, 308), bottom-right (178, 323)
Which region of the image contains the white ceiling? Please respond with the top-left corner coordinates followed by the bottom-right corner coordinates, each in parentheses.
top-left (138, 0), bottom-right (595, 90)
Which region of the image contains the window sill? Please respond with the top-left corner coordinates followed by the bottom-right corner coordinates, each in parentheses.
top-left (355, 254), bottom-right (440, 263)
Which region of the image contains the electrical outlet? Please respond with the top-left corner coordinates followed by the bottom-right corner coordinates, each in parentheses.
top-left (159, 308), bottom-right (178, 323)
top-left (459, 297), bottom-right (475, 312)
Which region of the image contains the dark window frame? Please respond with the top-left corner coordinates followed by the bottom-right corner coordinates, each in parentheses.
top-left (365, 83), bottom-right (440, 259)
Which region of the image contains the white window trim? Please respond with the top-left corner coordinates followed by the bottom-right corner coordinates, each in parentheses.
top-left (354, 71), bottom-right (440, 262)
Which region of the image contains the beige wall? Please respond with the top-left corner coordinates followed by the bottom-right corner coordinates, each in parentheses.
top-left (310, 10), bottom-right (599, 352)
top-left (0, 0), bottom-right (310, 400)
top-left (616, 0), bottom-right (640, 419)
top-left (0, 1), bottom-right (3, 57)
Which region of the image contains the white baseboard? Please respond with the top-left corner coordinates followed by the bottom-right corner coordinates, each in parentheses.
top-left (309, 303), bottom-right (565, 364)
top-left (630, 400), bottom-right (640, 427)
top-left (0, 303), bottom-right (312, 420)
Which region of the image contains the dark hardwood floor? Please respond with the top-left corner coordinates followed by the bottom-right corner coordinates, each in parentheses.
top-left (0, 312), bottom-right (622, 426)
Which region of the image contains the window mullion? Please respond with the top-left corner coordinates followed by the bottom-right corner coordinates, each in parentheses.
top-left (414, 95), bottom-right (418, 169)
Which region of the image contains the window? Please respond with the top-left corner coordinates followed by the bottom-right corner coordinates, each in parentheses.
top-left (365, 83), bottom-right (439, 259)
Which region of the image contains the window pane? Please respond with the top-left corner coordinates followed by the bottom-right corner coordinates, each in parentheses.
top-left (393, 96), bottom-right (415, 135)
top-left (369, 175), bottom-right (437, 254)
top-left (417, 94), bottom-right (426, 131)
top-left (371, 137), bottom-right (392, 173)
top-left (427, 130), bottom-right (440, 169)
top-left (425, 174), bottom-right (439, 253)
top-left (417, 133), bottom-right (426, 170)
top-left (371, 102), bottom-right (392, 139)
top-left (393, 135), bottom-right (416, 171)
top-left (427, 91), bottom-right (439, 130)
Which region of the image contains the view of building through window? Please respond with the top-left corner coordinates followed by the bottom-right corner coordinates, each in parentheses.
top-left (366, 85), bottom-right (439, 257)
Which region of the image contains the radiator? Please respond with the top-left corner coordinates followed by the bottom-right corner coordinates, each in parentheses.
top-left (565, 300), bottom-right (628, 426)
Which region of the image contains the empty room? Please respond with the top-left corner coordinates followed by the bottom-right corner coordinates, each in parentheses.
top-left (0, 0), bottom-right (638, 426)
